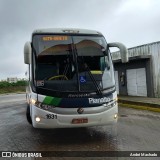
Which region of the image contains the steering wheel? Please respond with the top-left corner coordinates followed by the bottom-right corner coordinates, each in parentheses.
top-left (48, 75), bottom-right (68, 80)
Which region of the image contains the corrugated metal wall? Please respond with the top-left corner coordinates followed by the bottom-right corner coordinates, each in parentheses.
top-left (112, 41), bottom-right (160, 97)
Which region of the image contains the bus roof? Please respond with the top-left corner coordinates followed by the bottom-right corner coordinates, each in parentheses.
top-left (32, 28), bottom-right (102, 35)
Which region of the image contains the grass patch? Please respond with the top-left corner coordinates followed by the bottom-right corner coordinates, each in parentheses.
top-left (0, 86), bottom-right (26, 94)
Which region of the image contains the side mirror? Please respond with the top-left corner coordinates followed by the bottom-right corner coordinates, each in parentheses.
top-left (108, 42), bottom-right (128, 63)
top-left (24, 42), bottom-right (32, 64)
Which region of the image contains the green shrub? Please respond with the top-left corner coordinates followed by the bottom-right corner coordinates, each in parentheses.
top-left (0, 80), bottom-right (27, 88)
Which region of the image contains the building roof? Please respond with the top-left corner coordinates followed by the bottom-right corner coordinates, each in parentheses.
top-left (112, 41), bottom-right (160, 61)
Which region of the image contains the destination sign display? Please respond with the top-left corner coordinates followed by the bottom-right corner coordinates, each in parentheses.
top-left (42, 36), bottom-right (68, 41)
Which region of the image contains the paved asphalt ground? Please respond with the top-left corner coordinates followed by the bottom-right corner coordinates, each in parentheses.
top-left (0, 94), bottom-right (160, 160)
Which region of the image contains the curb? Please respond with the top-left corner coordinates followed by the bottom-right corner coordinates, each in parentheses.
top-left (118, 99), bottom-right (160, 108)
top-left (118, 100), bottom-right (160, 113)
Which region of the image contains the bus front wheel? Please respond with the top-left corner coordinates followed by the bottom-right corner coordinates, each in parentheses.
top-left (26, 105), bottom-right (32, 124)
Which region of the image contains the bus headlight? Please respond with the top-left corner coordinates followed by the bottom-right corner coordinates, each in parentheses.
top-left (111, 101), bottom-right (117, 107)
top-left (31, 99), bottom-right (36, 105)
top-left (114, 114), bottom-right (118, 119)
top-left (41, 104), bottom-right (53, 110)
top-left (30, 99), bottom-right (41, 107)
top-left (103, 98), bottom-right (117, 109)
top-left (35, 116), bottom-right (41, 122)
top-left (111, 97), bottom-right (118, 107)
top-left (30, 99), bottom-right (55, 112)
top-left (32, 100), bottom-right (55, 112)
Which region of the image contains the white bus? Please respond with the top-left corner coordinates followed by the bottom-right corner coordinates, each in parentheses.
top-left (24, 28), bottom-right (128, 128)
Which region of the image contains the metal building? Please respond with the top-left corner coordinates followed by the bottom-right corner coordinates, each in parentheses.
top-left (112, 41), bottom-right (160, 98)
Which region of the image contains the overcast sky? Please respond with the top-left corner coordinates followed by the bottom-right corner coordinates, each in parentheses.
top-left (0, 0), bottom-right (159, 79)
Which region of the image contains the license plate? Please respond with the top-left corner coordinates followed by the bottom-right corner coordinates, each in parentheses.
top-left (72, 118), bottom-right (88, 124)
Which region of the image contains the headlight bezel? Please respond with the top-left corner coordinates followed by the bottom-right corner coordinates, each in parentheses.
top-left (30, 99), bottom-right (55, 112)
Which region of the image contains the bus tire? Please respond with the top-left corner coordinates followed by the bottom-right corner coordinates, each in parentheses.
top-left (26, 105), bottom-right (32, 124)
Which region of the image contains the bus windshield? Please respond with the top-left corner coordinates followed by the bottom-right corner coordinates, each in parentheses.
top-left (33, 35), bottom-right (111, 93)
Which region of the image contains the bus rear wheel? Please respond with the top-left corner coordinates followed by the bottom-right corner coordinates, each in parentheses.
top-left (26, 105), bottom-right (32, 124)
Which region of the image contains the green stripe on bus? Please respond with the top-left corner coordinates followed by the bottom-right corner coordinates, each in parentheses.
top-left (43, 96), bottom-right (54, 105)
top-left (43, 96), bottom-right (62, 106)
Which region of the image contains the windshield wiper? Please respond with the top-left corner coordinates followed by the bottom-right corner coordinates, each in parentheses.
top-left (83, 63), bottom-right (102, 95)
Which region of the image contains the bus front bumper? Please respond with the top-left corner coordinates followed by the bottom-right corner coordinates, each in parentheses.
top-left (31, 105), bottom-right (118, 129)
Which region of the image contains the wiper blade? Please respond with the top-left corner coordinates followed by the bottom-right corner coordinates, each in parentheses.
top-left (84, 63), bottom-right (102, 95)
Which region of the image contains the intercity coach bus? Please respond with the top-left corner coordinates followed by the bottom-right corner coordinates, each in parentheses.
top-left (24, 28), bottom-right (128, 128)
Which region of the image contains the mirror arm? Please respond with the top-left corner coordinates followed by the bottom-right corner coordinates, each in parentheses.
top-left (108, 42), bottom-right (128, 63)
